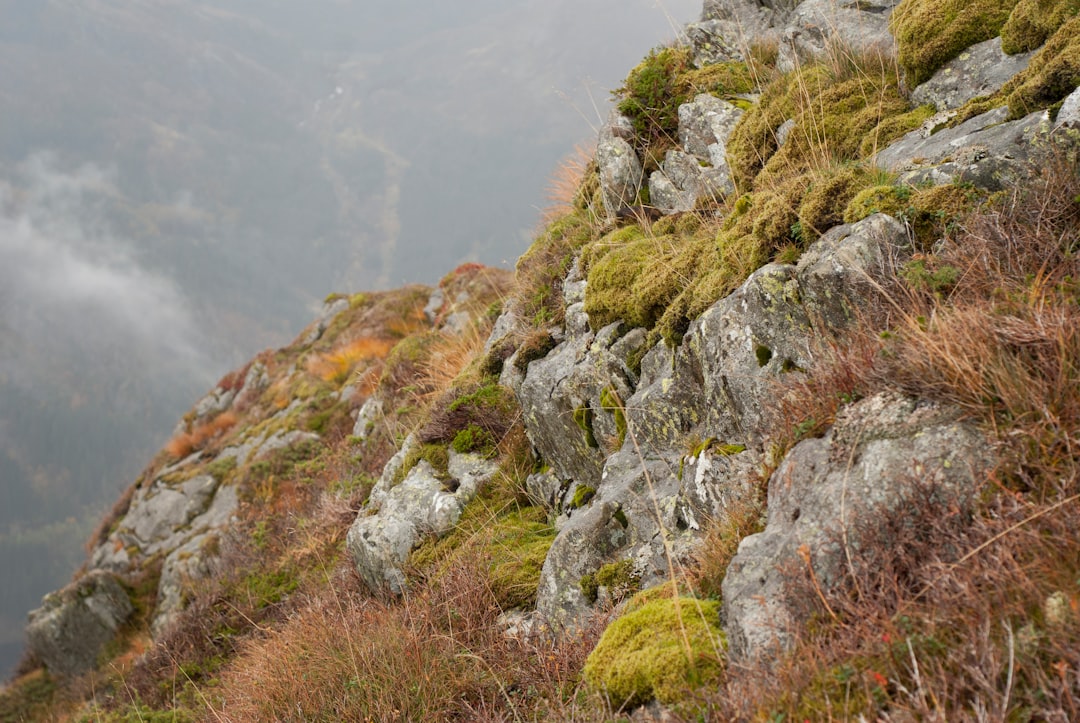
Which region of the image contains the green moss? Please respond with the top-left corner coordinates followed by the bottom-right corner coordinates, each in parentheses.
top-left (902, 258), bottom-right (961, 293)
top-left (451, 424), bottom-right (497, 457)
top-left (890, 0), bottom-right (1018, 86)
top-left (236, 564), bottom-right (299, 609)
top-left (797, 165), bottom-right (878, 240)
top-left (1001, 0), bottom-right (1080, 54)
top-left (583, 595), bottom-right (725, 708)
top-left (1004, 17), bottom-right (1080, 118)
top-left (486, 508), bottom-right (556, 609)
top-left (205, 455), bottom-right (237, 482)
top-left (616, 46), bottom-right (694, 147)
top-left (513, 330), bottom-right (557, 371)
top-left (599, 386), bottom-right (628, 448)
top-left (398, 443), bottom-right (451, 484)
top-left (573, 405), bottom-right (600, 449)
top-left (569, 485), bottom-right (596, 510)
top-left (844, 184), bottom-right (913, 223)
top-left (859, 105), bottom-right (937, 157)
top-left (580, 559), bottom-right (642, 604)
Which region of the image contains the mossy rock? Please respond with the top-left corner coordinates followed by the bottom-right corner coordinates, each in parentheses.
top-left (583, 594), bottom-right (725, 708)
top-left (1004, 16), bottom-right (1080, 118)
top-left (845, 183), bottom-right (984, 247)
top-left (890, 0), bottom-right (1019, 86)
top-left (1001, 0), bottom-right (1080, 54)
top-left (397, 443), bottom-right (451, 484)
top-left (614, 48), bottom-right (754, 153)
top-left (451, 424), bottom-right (496, 457)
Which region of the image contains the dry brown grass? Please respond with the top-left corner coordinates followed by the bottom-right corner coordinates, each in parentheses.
top-left (542, 143), bottom-right (594, 224)
top-left (164, 410), bottom-right (238, 460)
top-left (705, 147), bottom-right (1080, 719)
top-left (305, 336), bottom-right (395, 386)
top-left (213, 553), bottom-right (608, 722)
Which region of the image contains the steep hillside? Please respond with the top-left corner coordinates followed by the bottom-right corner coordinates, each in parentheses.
top-left (4, 0), bottom-right (1080, 719)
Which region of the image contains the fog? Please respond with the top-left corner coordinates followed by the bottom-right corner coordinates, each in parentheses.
top-left (0, 0), bottom-right (702, 677)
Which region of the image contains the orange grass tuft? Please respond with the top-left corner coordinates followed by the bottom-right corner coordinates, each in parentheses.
top-left (164, 410), bottom-right (239, 459)
top-left (305, 336), bottom-right (396, 385)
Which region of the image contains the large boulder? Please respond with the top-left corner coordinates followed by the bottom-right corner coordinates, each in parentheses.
top-left (26, 570), bottom-right (133, 677)
top-left (722, 392), bottom-right (995, 661)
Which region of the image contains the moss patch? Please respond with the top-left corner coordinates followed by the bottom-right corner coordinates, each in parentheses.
top-left (397, 443), bottom-right (451, 484)
top-left (451, 424), bottom-right (497, 458)
top-left (890, 0), bottom-right (1019, 86)
top-left (580, 559), bottom-right (641, 605)
top-left (614, 47), bottom-right (754, 155)
top-left (599, 386), bottom-right (628, 448)
top-left (569, 485), bottom-right (596, 510)
top-left (583, 594), bottom-right (725, 708)
top-left (1004, 16), bottom-right (1080, 118)
top-left (573, 405), bottom-right (600, 449)
top-left (1001, 0), bottom-right (1080, 54)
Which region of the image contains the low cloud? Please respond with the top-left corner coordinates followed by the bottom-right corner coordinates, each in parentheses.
top-left (0, 153), bottom-right (215, 391)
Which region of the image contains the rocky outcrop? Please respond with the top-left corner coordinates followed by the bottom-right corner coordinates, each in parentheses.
top-left (26, 570), bottom-right (133, 677)
top-left (723, 392), bottom-right (994, 660)
top-left (523, 213), bottom-right (909, 627)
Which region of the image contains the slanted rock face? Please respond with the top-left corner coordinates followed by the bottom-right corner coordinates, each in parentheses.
top-left (26, 570), bottom-right (133, 677)
top-left (911, 37), bottom-right (1036, 111)
top-left (777, 0), bottom-right (900, 73)
top-left (722, 392), bottom-right (995, 661)
top-left (875, 105), bottom-right (1048, 190)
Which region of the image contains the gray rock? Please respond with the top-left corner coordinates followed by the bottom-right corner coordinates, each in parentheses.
top-left (775, 119), bottom-right (796, 147)
top-left (193, 386), bottom-right (236, 422)
top-left (232, 361), bottom-right (269, 410)
top-left (650, 151), bottom-right (705, 214)
top-left (26, 570), bottom-right (133, 677)
top-left (518, 321), bottom-right (639, 489)
top-left (628, 263), bottom-right (812, 452)
top-left (692, 0), bottom-right (789, 63)
top-left (90, 475), bottom-right (238, 571)
top-left (722, 392), bottom-right (994, 661)
top-left (875, 106), bottom-right (1048, 190)
top-left (347, 450), bottom-right (498, 594)
top-left (152, 532), bottom-right (219, 638)
top-left (679, 94), bottom-right (744, 164)
top-left (1055, 85), bottom-right (1080, 130)
top-left (912, 37), bottom-right (1035, 112)
top-left (598, 113), bottom-right (644, 218)
top-left (303, 296), bottom-right (350, 345)
top-left (352, 397), bottom-right (384, 440)
top-left (795, 213), bottom-right (909, 327)
top-left (777, 0), bottom-right (899, 74)
top-left (424, 287), bottom-right (445, 323)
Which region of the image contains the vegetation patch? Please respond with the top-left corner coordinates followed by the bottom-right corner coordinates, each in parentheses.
top-left (451, 423), bottom-right (497, 457)
top-left (569, 484), bottom-right (596, 510)
top-left (579, 559), bottom-right (641, 605)
top-left (584, 593), bottom-right (725, 708)
top-left (1001, 0), bottom-right (1080, 54)
top-left (614, 46), bottom-right (755, 160)
top-left (890, 0), bottom-right (1018, 86)
top-left (599, 386), bottom-right (627, 448)
top-left (397, 443), bottom-right (451, 484)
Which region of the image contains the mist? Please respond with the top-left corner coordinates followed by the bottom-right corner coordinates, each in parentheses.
top-left (0, 0), bottom-right (702, 677)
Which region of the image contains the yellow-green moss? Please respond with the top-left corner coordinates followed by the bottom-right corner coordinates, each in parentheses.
top-left (1001, 0), bottom-right (1080, 54)
top-left (1004, 16), bottom-right (1080, 118)
top-left (397, 443), bottom-right (451, 484)
top-left (844, 183), bottom-right (984, 246)
top-left (580, 559), bottom-right (641, 604)
top-left (599, 386), bottom-right (627, 448)
top-left (890, 0), bottom-right (1019, 86)
top-left (569, 484), bottom-right (596, 509)
top-left (858, 104), bottom-right (937, 157)
top-left (614, 47), bottom-right (754, 153)
top-left (451, 424), bottom-right (496, 457)
top-left (797, 165), bottom-right (879, 240)
top-left (485, 508), bottom-right (556, 609)
top-left (583, 594), bottom-right (725, 708)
